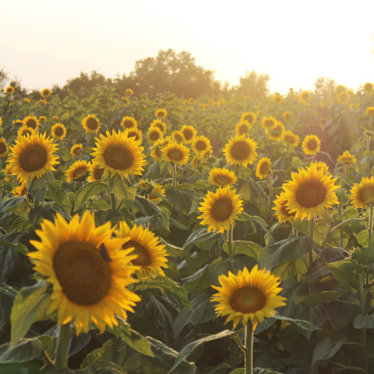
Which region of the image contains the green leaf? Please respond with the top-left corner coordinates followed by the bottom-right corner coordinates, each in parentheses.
top-left (328, 260), bottom-right (360, 288)
top-left (167, 330), bottom-right (237, 373)
top-left (0, 197), bottom-right (25, 213)
top-left (46, 182), bottom-right (71, 211)
top-left (182, 228), bottom-right (219, 252)
top-left (353, 313), bottom-right (374, 329)
top-left (272, 315), bottom-right (321, 331)
top-left (108, 174), bottom-right (136, 202)
top-left (295, 291), bottom-right (340, 305)
top-left (160, 239), bottom-right (183, 258)
top-left (311, 337), bottom-right (343, 368)
top-left (74, 181), bottom-right (107, 211)
top-left (10, 281), bottom-right (52, 346)
top-left (228, 240), bottom-right (263, 260)
top-left (356, 230), bottom-right (369, 247)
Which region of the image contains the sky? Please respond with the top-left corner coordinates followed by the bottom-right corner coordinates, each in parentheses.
top-left (1, 0), bottom-right (374, 94)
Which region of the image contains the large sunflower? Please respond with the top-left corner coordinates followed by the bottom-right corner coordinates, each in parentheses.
top-left (256, 157), bottom-right (271, 179)
top-left (302, 135), bottom-right (321, 156)
top-left (273, 192), bottom-right (296, 224)
top-left (193, 136), bottom-right (212, 155)
top-left (350, 177), bottom-right (374, 209)
top-left (117, 221), bottom-right (168, 279)
top-left (120, 116), bottom-right (138, 130)
top-left (8, 132), bottom-right (59, 182)
top-left (198, 186), bottom-right (243, 233)
top-left (51, 123), bottom-right (67, 140)
top-left (209, 168), bottom-right (237, 187)
top-left (162, 142), bottom-right (190, 166)
top-left (91, 130), bottom-right (146, 178)
top-left (82, 114), bottom-right (101, 133)
top-left (366, 107), bottom-right (374, 117)
top-left (223, 135), bottom-right (257, 166)
top-left (0, 138), bottom-right (8, 157)
top-left (65, 160), bottom-right (89, 182)
top-left (181, 125), bottom-right (197, 143)
top-left (28, 211), bottom-right (140, 334)
top-left (283, 165), bottom-right (339, 220)
top-left (23, 116), bottom-right (40, 131)
top-left (211, 265), bottom-right (286, 328)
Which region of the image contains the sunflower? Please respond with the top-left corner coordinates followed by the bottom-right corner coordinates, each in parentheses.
top-left (273, 94), bottom-right (282, 103)
top-left (310, 161), bottom-right (329, 174)
top-left (82, 114), bottom-right (101, 133)
top-left (337, 150), bottom-right (357, 164)
top-left (150, 119), bottom-right (166, 133)
top-left (193, 136), bottom-right (212, 155)
top-left (8, 132), bottom-right (59, 182)
top-left (211, 265), bottom-right (286, 328)
top-left (283, 164), bottom-right (339, 220)
top-left (12, 180), bottom-right (27, 197)
top-left (302, 135), bottom-right (321, 156)
top-left (18, 126), bottom-right (34, 139)
top-left (350, 177), bottom-right (374, 209)
top-left (198, 186), bottom-right (243, 233)
top-left (147, 182), bottom-right (166, 203)
top-left (171, 130), bottom-right (184, 143)
top-left (23, 116), bottom-right (40, 131)
top-left (125, 88), bottom-right (134, 95)
top-left (123, 97), bottom-right (130, 106)
top-left (5, 86), bottom-right (14, 94)
top-left (283, 130), bottom-right (299, 147)
top-left (240, 112), bottom-right (257, 124)
top-left (300, 90), bottom-right (310, 102)
top-left (70, 144), bottom-right (83, 157)
top-left (51, 123), bottom-right (67, 140)
top-left (41, 88), bottom-right (51, 98)
top-left (266, 121), bottom-right (285, 141)
top-left (0, 116), bottom-right (2, 126)
top-left (335, 85), bottom-right (346, 94)
top-left (39, 99), bottom-right (47, 105)
top-left (148, 127), bottom-right (163, 143)
top-left (0, 138), bottom-right (8, 157)
top-left (366, 107), bottom-right (374, 117)
top-left (261, 116), bottom-right (277, 130)
top-left (88, 161), bottom-right (105, 182)
top-left (91, 130), bottom-right (146, 179)
top-left (125, 128), bottom-right (143, 142)
top-left (224, 135), bottom-right (257, 166)
top-left (13, 119), bottom-right (23, 125)
top-left (364, 82), bottom-right (373, 92)
top-left (162, 142), bottom-right (190, 166)
top-left (155, 109), bottom-right (167, 119)
top-left (24, 98), bottom-right (30, 103)
top-left (235, 120), bottom-right (252, 136)
top-left (273, 192), bottom-right (296, 223)
top-left (256, 157), bottom-right (271, 179)
top-left (28, 211), bottom-right (140, 334)
top-left (282, 112), bottom-right (292, 122)
top-left (181, 125), bottom-right (197, 143)
top-left (337, 91), bottom-right (350, 104)
top-left (209, 168), bottom-right (237, 187)
top-left (39, 116), bottom-right (47, 123)
top-left (120, 116), bottom-right (138, 130)
top-left (53, 116), bottom-right (59, 121)
top-left (65, 160), bottom-right (89, 182)
top-left (117, 221), bottom-right (168, 279)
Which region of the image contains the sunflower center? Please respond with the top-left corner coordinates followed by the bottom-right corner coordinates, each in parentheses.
top-left (19, 145), bottom-right (48, 172)
top-left (359, 185), bottom-right (374, 204)
top-left (231, 141), bottom-right (250, 160)
top-left (307, 139), bottom-right (318, 151)
top-left (196, 140), bottom-right (207, 151)
top-left (124, 120), bottom-right (134, 129)
top-left (214, 175), bottom-right (231, 186)
top-left (103, 144), bottom-right (134, 170)
top-left (174, 134), bottom-right (183, 142)
top-left (211, 197), bottom-right (233, 221)
top-left (128, 130), bottom-right (139, 140)
top-left (72, 165), bottom-right (88, 179)
top-left (183, 129), bottom-right (193, 140)
top-left (86, 118), bottom-right (98, 130)
top-left (92, 166), bottom-right (104, 180)
top-left (284, 135), bottom-right (294, 144)
top-left (264, 119), bottom-right (274, 128)
top-left (244, 115), bottom-right (254, 123)
top-left (280, 201), bottom-right (296, 218)
top-left (150, 131), bottom-right (160, 141)
top-left (295, 179), bottom-right (327, 208)
top-left (54, 127), bottom-right (64, 136)
top-left (155, 124), bottom-right (164, 132)
top-left (73, 146), bottom-right (81, 155)
top-left (259, 162), bottom-right (269, 175)
top-left (238, 124), bottom-right (248, 135)
top-left (230, 286), bottom-right (266, 313)
top-left (0, 142), bottom-right (6, 154)
top-left (26, 119), bottom-right (37, 129)
top-left (167, 149), bottom-right (183, 161)
top-left (53, 241), bottom-right (111, 306)
top-left (123, 240), bottom-right (152, 266)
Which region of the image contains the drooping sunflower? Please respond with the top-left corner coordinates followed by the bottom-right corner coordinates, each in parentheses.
top-left (82, 114), bottom-right (101, 133)
top-left (235, 120), bottom-right (252, 136)
top-left (28, 211), bottom-right (140, 334)
top-left (211, 265), bottom-right (286, 328)
top-left (12, 180), bottom-right (27, 197)
top-left (5, 86), bottom-right (14, 94)
top-left (117, 221), bottom-right (168, 279)
top-left (283, 164), bottom-right (339, 220)
top-left (283, 130), bottom-right (299, 147)
top-left (337, 150), bottom-right (357, 165)
top-left (91, 130), bottom-right (146, 178)
top-left (23, 116), bottom-right (40, 131)
top-left (209, 168), bottom-right (237, 187)
top-left (240, 112), bottom-right (257, 124)
top-left (120, 116), bottom-right (138, 130)
top-left (261, 116), bottom-right (277, 130)
top-left (65, 160), bottom-right (89, 182)
top-left (224, 135), bottom-right (257, 166)
top-left (366, 107), bottom-right (374, 117)
top-left (350, 177), bottom-right (374, 209)
top-left (302, 134), bottom-right (321, 156)
top-left (162, 142), bottom-right (190, 166)
top-left (150, 119), bottom-right (166, 134)
top-left (266, 121), bottom-right (285, 141)
top-left (125, 128), bottom-right (143, 142)
top-left (193, 136), bottom-right (212, 155)
top-left (155, 108), bottom-right (167, 119)
top-left (364, 82), bottom-right (373, 92)
top-left (8, 132), bottom-right (59, 182)
top-left (256, 157), bottom-right (271, 179)
top-left (337, 91), bottom-right (350, 104)
top-left (70, 144), bottom-right (83, 157)
top-left (148, 127), bottom-right (164, 143)
top-left (88, 161), bottom-right (105, 182)
top-left (0, 138), bottom-right (8, 157)
top-left (273, 192), bottom-right (297, 223)
top-left (171, 130), bottom-right (184, 143)
top-left (198, 186), bottom-right (243, 233)
top-left (51, 123), bottom-right (67, 140)
top-left (282, 112), bottom-right (292, 122)
top-left (41, 88), bottom-right (51, 98)
top-left (181, 125), bottom-right (197, 143)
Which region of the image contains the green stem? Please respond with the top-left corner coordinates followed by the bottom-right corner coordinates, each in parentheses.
top-left (228, 224), bottom-right (234, 264)
top-left (244, 321), bottom-right (254, 374)
top-left (172, 163), bottom-right (177, 188)
top-left (309, 216), bottom-right (315, 267)
top-left (340, 205), bottom-right (344, 248)
top-left (368, 205), bottom-right (373, 246)
top-left (55, 323), bottom-right (71, 369)
top-left (359, 273), bottom-right (368, 373)
top-left (110, 193), bottom-right (116, 210)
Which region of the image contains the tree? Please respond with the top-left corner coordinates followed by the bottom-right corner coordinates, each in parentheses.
top-left (235, 71), bottom-right (270, 99)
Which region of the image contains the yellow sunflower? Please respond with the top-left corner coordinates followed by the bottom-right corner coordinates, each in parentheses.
top-left (8, 132), bottom-right (59, 182)
top-left (23, 116), bottom-right (40, 131)
top-left (273, 192), bottom-right (296, 223)
top-left (171, 130), bottom-right (184, 143)
top-left (364, 82), bottom-right (373, 92)
top-left (39, 116), bottom-right (47, 123)
top-left (39, 99), bottom-right (47, 105)
top-left (198, 186), bottom-right (243, 233)
top-left (41, 88), bottom-right (51, 98)
top-left (273, 93), bottom-right (282, 103)
top-left (302, 135), bottom-right (321, 156)
top-left (283, 130), bottom-right (299, 147)
top-left (123, 97), bottom-right (130, 106)
top-left (65, 160), bottom-right (89, 182)
top-left (337, 91), bottom-right (350, 104)
top-left (88, 161), bottom-right (105, 182)
top-left (51, 123), bottom-right (67, 140)
top-left (24, 98), bottom-right (30, 103)
top-left (125, 88), bottom-right (134, 95)
top-left (120, 116), bottom-right (138, 130)
top-left (0, 116), bottom-right (2, 126)
top-left (211, 265), bottom-right (286, 328)
top-left (337, 150), bottom-right (357, 165)
top-left (18, 126), bottom-right (34, 139)
top-left (283, 164), bottom-right (339, 220)
top-left (91, 130), bottom-right (146, 179)
top-left (117, 221), bottom-right (168, 279)
top-left (162, 142), bottom-right (190, 166)
top-left (282, 112), bottom-right (292, 122)
top-left (235, 120), bottom-right (252, 136)
top-left (5, 86), bottom-right (14, 94)
top-left (0, 138), bottom-right (8, 157)
top-left (82, 114), bottom-right (101, 133)
top-left (147, 182), bottom-right (166, 203)
top-left (256, 157), bottom-right (271, 179)
top-left (261, 116), bottom-right (277, 130)
top-left (155, 109), bottom-right (167, 119)
top-left (28, 211), bottom-right (140, 334)
top-left (70, 144), bottom-right (83, 157)
top-left (181, 125), bottom-right (197, 143)
top-left (193, 136), bottom-right (212, 155)
top-left (300, 90), bottom-right (311, 103)
top-left (148, 127), bottom-right (164, 143)
top-left (366, 107), bottom-right (374, 117)
top-left (310, 161), bottom-right (329, 174)
top-left (12, 180), bottom-right (28, 197)
top-left (240, 112), bottom-right (257, 124)
top-left (209, 168), bottom-right (237, 187)
top-left (266, 121), bottom-right (285, 141)
top-left (224, 135), bottom-right (257, 166)
top-left (350, 177), bottom-right (374, 209)
top-left (125, 128), bottom-right (143, 142)
top-left (150, 119), bottom-right (167, 133)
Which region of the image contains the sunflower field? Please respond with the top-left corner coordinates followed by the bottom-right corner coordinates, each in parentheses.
top-left (0, 82), bottom-right (374, 374)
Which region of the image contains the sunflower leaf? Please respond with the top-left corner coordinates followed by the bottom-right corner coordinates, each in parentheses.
top-left (74, 181), bottom-right (107, 211)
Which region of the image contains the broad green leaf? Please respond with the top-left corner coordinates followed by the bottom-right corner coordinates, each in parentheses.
top-left (328, 260), bottom-right (360, 288)
top-left (160, 239), bottom-right (183, 258)
top-left (74, 181), bottom-right (107, 211)
top-left (356, 230), bottom-right (369, 247)
top-left (183, 228), bottom-right (219, 251)
top-left (295, 291), bottom-right (340, 305)
top-left (311, 337), bottom-right (343, 368)
top-left (46, 182), bottom-right (71, 210)
top-left (273, 315), bottom-right (321, 331)
top-left (353, 313), bottom-right (374, 329)
top-left (0, 197), bottom-right (25, 213)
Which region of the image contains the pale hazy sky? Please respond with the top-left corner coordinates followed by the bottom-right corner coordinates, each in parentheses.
top-left (1, 0), bottom-right (374, 94)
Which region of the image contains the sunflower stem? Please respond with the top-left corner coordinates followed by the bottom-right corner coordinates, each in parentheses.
top-left (368, 205), bottom-right (373, 245)
top-left (309, 216), bottom-right (315, 268)
top-left (172, 163), bottom-right (177, 188)
top-left (228, 224), bottom-right (234, 264)
top-left (359, 272), bottom-right (368, 373)
top-left (55, 323), bottom-right (71, 369)
top-left (110, 193), bottom-right (116, 210)
top-left (340, 205), bottom-right (344, 248)
top-left (244, 321), bottom-right (254, 374)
